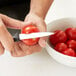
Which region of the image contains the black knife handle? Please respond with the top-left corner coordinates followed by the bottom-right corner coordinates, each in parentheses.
top-left (13, 33), bottom-right (20, 42)
top-left (8, 28), bottom-right (20, 42)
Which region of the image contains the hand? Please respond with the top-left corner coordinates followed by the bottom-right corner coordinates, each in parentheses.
top-left (11, 13), bottom-right (47, 57)
top-left (0, 14), bottom-right (25, 56)
top-left (24, 13), bottom-right (47, 47)
top-left (0, 13), bottom-right (46, 57)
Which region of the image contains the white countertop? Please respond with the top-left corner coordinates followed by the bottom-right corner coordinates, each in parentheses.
top-left (1, 0), bottom-right (76, 76)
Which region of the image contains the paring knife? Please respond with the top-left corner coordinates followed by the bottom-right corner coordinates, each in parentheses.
top-left (13, 32), bottom-right (54, 41)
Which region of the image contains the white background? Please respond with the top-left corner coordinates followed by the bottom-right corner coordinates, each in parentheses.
top-left (0, 0), bottom-right (76, 76)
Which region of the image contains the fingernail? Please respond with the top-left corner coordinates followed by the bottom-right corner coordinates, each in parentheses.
top-left (39, 39), bottom-right (46, 47)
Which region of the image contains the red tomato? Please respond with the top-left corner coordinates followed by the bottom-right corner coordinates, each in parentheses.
top-left (67, 40), bottom-right (76, 50)
top-left (21, 25), bottom-right (39, 45)
top-left (55, 43), bottom-right (68, 52)
top-left (62, 48), bottom-right (75, 57)
top-left (65, 28), bottom-right (76, 40)
top-left (49, 30), bottom-right (67, 45)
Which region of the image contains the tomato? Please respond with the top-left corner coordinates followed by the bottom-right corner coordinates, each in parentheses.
top-left (67, 40), bottom-right (76, 50)
top-left (55, 43), bottom-right (68, 52)
top-left (65, 28), bottom-right (76, 40)
top-left (62, 48), bottom-right (75, 57)
top-left (21, 25), bottom-right (39, 45)
top-left (49, 30), bottom-right (67, 45)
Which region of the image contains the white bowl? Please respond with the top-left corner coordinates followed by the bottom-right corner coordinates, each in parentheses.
top-left (45, 18), bottom-right (76, 67)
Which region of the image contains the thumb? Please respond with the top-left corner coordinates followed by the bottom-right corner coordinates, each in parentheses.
top-left (38, 37), bottom-right (47, 47)
top-left (37, 22), bottom-right (47, 47)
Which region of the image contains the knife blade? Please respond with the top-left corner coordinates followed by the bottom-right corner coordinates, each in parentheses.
top-left (19, 32), bottom-right (54, 40)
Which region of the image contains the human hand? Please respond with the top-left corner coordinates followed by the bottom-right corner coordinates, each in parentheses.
top-left (0, 14), bottom-right (25, 56)
top-left (0, 13), bottom-right (47, 57)
top-left (24, 13), bottom-right (47, 47)
top-left (11, 13), bottom-right (47, 57)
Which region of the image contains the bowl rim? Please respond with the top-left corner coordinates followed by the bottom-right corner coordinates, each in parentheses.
top-left (47, 17), bottom-right (76, 24)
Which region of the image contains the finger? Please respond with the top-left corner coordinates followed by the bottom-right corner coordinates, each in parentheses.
top-left (24, 21), bottom-right (47, 47)
top-left (0, 42), bottom-right (4, 55)
top-left (37, 22), bottom-right (47, 47)
top-left (38, 37), bottom-right (47, 47)
top-left (31, 44), bottom-right (42, 53)
top-left (36, 20), bottom-right (47, 32)
top-left (0, 21), bottom-right (14, 52)
top-left (23, 21), bottom-right (34, 26)
top-left (19, 41), bottom-right (42, 54)
top-left (0, 14), bottom-right (25, 29)
top-left (11, 41), bottom-right (42, 57)
top-left (11, 42), bottom-right (25, 57)
top-left (18, 41), bottom-right (33, 55)
top-left (24, 20), bottom-right (46, 32)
